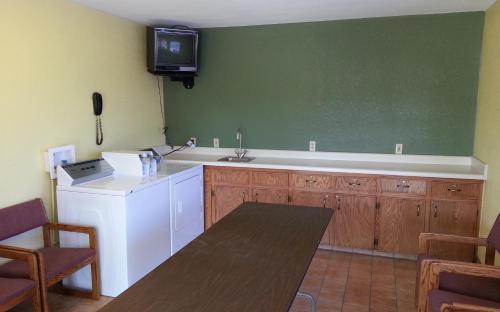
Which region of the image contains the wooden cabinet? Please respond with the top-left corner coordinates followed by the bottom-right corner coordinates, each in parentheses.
top-left (331, 194), bottom-right (376, 250)
top-left (290, 191), bottom-right (332, 244)
top-left (336, 176), bottom-right (377, 194)
top-left (398, 199), bottom-right (426, 255)
top-left (203, 166), bottom-right (483, 258)
top-left (213, 168), bottom-right (250, 185)
top-left (429, 200), bottom-right (478, 261)
top-left (380, 178), bottom-right (427, 197)
top-left (290, 173), bottom-right (333, 190)
top-left (377, 197), bottom-right (425, 255)
top-left (431, 181), bottom-right (482, 200)
top-left (252, 170), bottom-right (288, 187)
top-left (252, 188), bottom-right (288, 205)
top-left (204, 167), bottom-right (213, 229)
top-left (251, 170), bottom-right (289, 205)
top-left (212, 185), bottom-right (250, 223)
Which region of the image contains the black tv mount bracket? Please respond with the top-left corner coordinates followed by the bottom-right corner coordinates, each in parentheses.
top-left (169, 73), bottom-right (196, 89)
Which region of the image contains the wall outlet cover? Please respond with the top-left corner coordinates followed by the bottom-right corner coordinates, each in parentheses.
top-left (309, 141), bottom-right (316, 152)
top-left (395, 143), bottom-right (403, 154)
top-left (213, 138), bottom-right (220, 148)
top-left (45, 145), bottom-right (76, 179)
top-left (190, 137), bottom-right (197, 145)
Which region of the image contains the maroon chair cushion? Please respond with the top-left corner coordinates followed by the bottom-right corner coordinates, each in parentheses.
top-left (0, 247), bottom-right (95, 281)
top-left (439, 272), bottom-right (500, 302)
top-left (429, 289), bottom-right (500, 312)
top-left (487, 214), bottom-right (500, 253)
top-left (0, 198), bottom-right (48, 241)
top-left (0, 277), bottom-right (35, 305)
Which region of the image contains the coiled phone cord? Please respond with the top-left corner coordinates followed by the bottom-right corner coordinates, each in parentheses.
top-left (96, 116), bottom-right (103, 145)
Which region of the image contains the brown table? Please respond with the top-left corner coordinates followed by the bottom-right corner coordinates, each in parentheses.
top-left (99, 202), bottom-right (333, 312)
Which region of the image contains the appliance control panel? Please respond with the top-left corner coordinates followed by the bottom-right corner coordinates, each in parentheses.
top-left (57, 159), bottom-right (114, 186)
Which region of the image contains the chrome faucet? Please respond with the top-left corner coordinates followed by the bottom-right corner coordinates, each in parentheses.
top-left (235, 128), bottom-right (247, 158)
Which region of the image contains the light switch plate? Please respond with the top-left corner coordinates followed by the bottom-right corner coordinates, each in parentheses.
top-left (213, 138), bottom-right (219, 148)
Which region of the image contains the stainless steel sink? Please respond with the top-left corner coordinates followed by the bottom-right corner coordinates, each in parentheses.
top-left (217, 156), bottom-right (256, 163)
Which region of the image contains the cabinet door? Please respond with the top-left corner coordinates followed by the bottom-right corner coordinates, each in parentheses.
top-left (351, 195), bottom-right (376, 250)
top-left (331, 194), bottom-right (352, 248)
top-left (377, 197), bottom-right (400, 253)
top-left (213, 185), bottom-right (249, 223)
top-left (397, 199), bottom-right (425, 255)
top-left (290, 190), bottom-right (332, 245)
top-left (377, 197), bottom-right (425, 255)
top-left (252, 188), bottom-right (288, 205)
top-left (332, 194), bottom-right (376, 250)
top-left (429, 200), bottom-right (478, 261)
top-left (204, 168), bottom-right (213, 230)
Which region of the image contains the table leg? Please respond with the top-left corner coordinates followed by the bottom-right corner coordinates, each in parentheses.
top-left (296, 291), bottom-right (316, 312)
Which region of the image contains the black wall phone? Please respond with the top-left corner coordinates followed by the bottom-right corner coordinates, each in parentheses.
top-left (92, 92), bottom-right (104, 145)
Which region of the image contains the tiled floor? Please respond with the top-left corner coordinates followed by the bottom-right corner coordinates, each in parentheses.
top-left (12, 250), bottom-right (417, 312)
top-left (290, 250), bottom-right (417, 312)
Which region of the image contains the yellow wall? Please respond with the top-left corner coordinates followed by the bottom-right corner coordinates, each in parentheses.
top-left (475, 0), bottom-right (500, 262)
top-left (0, 0), bottom-right (163, 248)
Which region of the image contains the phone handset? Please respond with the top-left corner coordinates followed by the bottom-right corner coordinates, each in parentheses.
top-left (92, 92), bottom-right (104, 145)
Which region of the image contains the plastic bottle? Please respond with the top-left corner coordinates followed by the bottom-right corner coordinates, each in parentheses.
top-left (141, 153), bottom-right (150, 176)
top-left (149, 153), bottom-right (157, 176)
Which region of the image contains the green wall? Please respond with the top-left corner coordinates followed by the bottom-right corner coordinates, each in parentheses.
top-left (164, 12), bottom-right (484, 155)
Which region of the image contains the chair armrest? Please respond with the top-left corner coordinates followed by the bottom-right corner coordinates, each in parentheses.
top-left (430, 261), bottom-right (500, 280)
top-left (418, 233), bottom-right (488, 255)
top-left (43, 223), bottom-right (97, 250)
top-left (418, 260), bottom-right (500, 312)
top-left (0, 244), bottom-right (36, 255)
top-left (441, 303), bottom-right (500, 312)
top-left (0, 245), bottom-right (39, 281)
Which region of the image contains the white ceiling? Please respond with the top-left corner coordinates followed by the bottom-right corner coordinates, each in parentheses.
top-left (70, 0), bottom-right (496, 28)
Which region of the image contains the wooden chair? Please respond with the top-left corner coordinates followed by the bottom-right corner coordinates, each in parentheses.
top-left (0, 247), bottom-right (41, 312)
top-left (440, 303), bottom-right (500, 312)
top-left (0, 198), bottom-right (100, 311)
top-left (417, 214), bottom-right (500, 312)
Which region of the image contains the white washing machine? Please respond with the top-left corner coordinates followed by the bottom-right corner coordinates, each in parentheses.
top-left (56, 159), bottom-right (203, 297)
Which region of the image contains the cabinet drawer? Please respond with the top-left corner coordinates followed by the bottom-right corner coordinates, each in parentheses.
top-left (252, 188), bottom-right (288, 205)
top-left (335, 176), bottom-right (377, 194)
top-left (431, 181), bottom-right (482, 200)
top-left (380, 178), bottom-right (427, 196)
top-left (290, 190), bottom-right (332, 208)
top-left (212, 168), bottom-right (250, 185)
top-left (290, 173), bottom-right (333, 190)
top-left (251, 170), bottom-right (288, 187)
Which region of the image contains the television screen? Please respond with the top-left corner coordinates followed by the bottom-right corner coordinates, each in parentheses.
top-left (147, 27), bottom-right (198, 74)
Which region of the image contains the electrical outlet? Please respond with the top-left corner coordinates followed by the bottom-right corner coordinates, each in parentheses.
top-left (395, 143), bottom-right (403, 154)
top-left (190, 137), bottom-right (197, 145)
top-left (309, 141), bottom-right (316, 152)
top-left (213, 138), bottom-right (219, 148)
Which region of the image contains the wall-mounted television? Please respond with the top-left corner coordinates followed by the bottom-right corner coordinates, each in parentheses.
top-left (147, 27), bottom-right (199, 75)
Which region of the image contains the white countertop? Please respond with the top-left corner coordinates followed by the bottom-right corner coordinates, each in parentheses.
top-left (164, 147), bottom-right (487, 180)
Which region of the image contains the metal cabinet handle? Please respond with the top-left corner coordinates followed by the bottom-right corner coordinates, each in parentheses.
top-left (242, 191), bottom-right (246, 203)
top-left (322, 194), bottom-right (329, 208)
top-left (255, 192), bottom-right (258, 203)
top-left (336, 195), bottom-right (341, 210)
top-left (397, 184), bottom-right (411, 188)
top-left (447, 185), bottom-right (462, 192)
top-left (433, 203), bottom-right (438, 217)
top-left (348, 182), bottom-right (361, 186)
top-left (305, 179), bottom-right (318, 183)
top-left (417, 204), bottom-right (421, 216)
